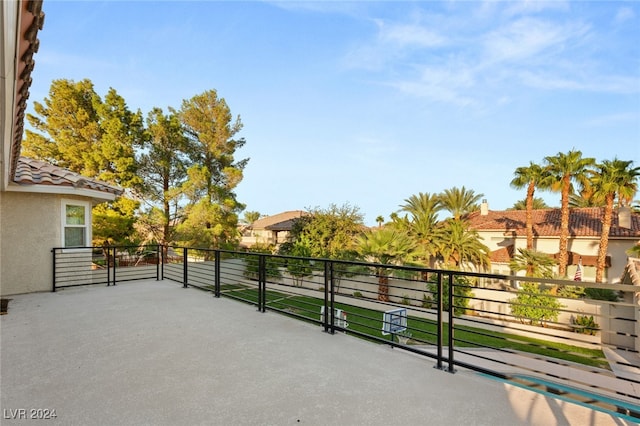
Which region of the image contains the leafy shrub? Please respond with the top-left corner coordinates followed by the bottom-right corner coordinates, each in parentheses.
top-left (243, 246), bottom-right (282, 281)
top-left (509, 283), bottom-right (564, 327)
top-left (427, 275), bottom-right (474, 316)
top-left (571, 314), bottom-right (599, 335)
top-left (421, 294), bottom-right (432, 309)
top-left (353, 291), bottom-right (363, 298)
top-left (557, 285), bottom-right (585, 299)
top-left (401, 294), bottom-right (411, 305)
top-left (584, 288), bottom-right (619, 302)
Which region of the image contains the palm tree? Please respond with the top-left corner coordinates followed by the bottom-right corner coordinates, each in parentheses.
top-left (398, 192), bottom-right (442, 266)
top-left (375, 215), bottom-right (385, 228)
top-left (433, 219), bottom-right (490, 272)
top-left (439, 186), bottom-right (484, 220)
top-left (510, 197), bottom-right (550, 210)
top-left (510, 162), bottom-right (550, 250)
top-left (590, 158), bottom-right (640, 282)
top-left (243, 210), bottom-right (261, 225)
top-left (544, 150), bottom-right (595, 277)
top-left (356, 228), bottom-right (418, 301)
top-left (509, 248), bottom-right (557, 278)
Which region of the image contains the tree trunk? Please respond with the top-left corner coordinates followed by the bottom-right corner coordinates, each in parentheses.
top-left (377, 273), bottom-right (389, 302)
top-left (526, 182), bottom-right (535, 250)
top-left (558, 176), bottom-right (571, 277)
top-left (596, 198), bottom-right (614, 283)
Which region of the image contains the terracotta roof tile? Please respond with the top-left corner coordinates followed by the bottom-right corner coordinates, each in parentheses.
top-left (490, 245), bottom-right (514, 263)
top-left (14, 157), bottom-right (123, 196)
top-left (465, 207), bottom-right (640, 238)
top-left (10, 1), bottom-right (45, 181)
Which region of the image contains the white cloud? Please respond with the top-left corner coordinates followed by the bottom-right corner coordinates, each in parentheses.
top-left (501, 0), bottom-right (570, 18)
top-left (389, 66), bottom-right (477, 107)
top-left (519, 71), bottom-right (640, 94)
top-left (482, 18), bottom-right (590, 64)
top-left (375, 20), bottom-right (447, 48)
top-left (615, 6), bottom-right (635, 23)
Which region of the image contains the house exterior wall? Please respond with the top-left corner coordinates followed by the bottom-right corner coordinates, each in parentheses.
top-left (477, 230), bottom-right (635, 282)
top-left (0, 191), bottom-right (72, 295)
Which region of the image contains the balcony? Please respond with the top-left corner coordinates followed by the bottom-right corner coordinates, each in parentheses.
top-left (1, 246), bottom-right (638, 424)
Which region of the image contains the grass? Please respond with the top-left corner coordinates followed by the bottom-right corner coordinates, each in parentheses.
top-left (216, 283), bottom-right (609, 370)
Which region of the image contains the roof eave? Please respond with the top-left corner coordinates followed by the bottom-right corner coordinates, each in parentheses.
top-left (5, 182), bottom-right (120, 203)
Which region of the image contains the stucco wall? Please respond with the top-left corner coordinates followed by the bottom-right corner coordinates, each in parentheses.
top-left (1, 192), bottom-right (66, 295)
top-left (478, 232), bottom-right (636, 282)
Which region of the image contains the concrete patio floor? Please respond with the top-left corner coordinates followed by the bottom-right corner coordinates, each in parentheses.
top-left (0, 280), bottom-right (636, 425)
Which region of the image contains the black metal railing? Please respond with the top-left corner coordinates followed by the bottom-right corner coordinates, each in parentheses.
top-left (52, 244), bottom-right (640, 418)
top-left (52, 245), bottom-right (160, 290)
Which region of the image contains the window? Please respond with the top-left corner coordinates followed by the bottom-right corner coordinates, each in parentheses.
top-left (62, 200), bottom-right (90, 247)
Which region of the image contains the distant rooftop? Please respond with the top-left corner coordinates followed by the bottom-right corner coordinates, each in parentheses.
top-left (466, 207), bottom-right (640, 238)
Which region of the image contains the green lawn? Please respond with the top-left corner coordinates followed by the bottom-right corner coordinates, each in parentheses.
top-left (214, 283), bottom-right (608, 370)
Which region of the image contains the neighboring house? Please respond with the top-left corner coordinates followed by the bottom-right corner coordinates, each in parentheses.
top-left (240, 210), bottom-right (306, 248)
top-left (466, 201), bottom-right (640, 283)
top-left (1, 1), bottom-right (122, 296)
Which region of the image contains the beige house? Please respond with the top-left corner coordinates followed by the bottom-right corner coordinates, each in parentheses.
top-left (1, 1), bottom-right (121, 296)
top-left (240, 210), bottom-right (306, 248)
top-left (466, 201), bottom-right (640, 282)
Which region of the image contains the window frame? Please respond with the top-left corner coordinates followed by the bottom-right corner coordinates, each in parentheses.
top-left (61, 199), bottom-right (91, 248)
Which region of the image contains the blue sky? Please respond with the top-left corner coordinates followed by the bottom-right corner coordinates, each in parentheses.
top-left (28, 1), bottom-right (640, 225)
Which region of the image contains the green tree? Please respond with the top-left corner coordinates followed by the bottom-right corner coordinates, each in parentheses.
top-left (286, 243), bottom-right (314, 287)
top-left (508, 248), bottom-right (556, 278)
top-left (398, 192), bottom-right (442, 268)
top-left (23, 79), bottom-right (101, 175)
top-left (177, 89), bottom-right (248, 248)
top-left (138, 107), bottom-right (190, 245)
top-left (280, 204), bottom-right (364, 259)
top-left (243, 244), bottom-right (283, 282)
top-left (23, 78), bottom-right (144, 245)
top-left (376, 215), bottom-right (385, 228)
top-left (509, 283), bottom-right (564, 327)
top-left (590, 159), bottom-right (640, 282)
top-left (92, 198), bottom-right (139, 246)
top-left (510, 197), bottom-right (550, 210)
top-left (23, 79), bottom-right (144, 187)
top-left (176, 199), bottom-right (240, 251)
top-left (439, 186), bottom-right (483, 220)
top-left (510, 162), bottom-right (551, 250)
top-left (95, 88), bottom-right (145, 188)
top-left (243, 211), bottom-right (261, 225)
top-left (544, 150), bottom-right (595, 277)
top-left (433, 219), bottom-right (490, 272)
top-left (356, 228), bottom-right (418, 301)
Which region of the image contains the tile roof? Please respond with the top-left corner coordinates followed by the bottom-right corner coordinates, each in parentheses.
top-left (10, 1), bottom-right (45, 181)
top-left (14, 157), bottom-right (123, 196)
top-left (465, 207), bottom-right (640, 238)
top-left (251, 210), bottom-right (307, 231)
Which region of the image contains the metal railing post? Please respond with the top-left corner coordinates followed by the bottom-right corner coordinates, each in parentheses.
top-left (52, 249), bottom-right (57, 292)
top-left (259, 254), bottom-right (266, 312)
top-left (447, 272), bottom-right (456, 373)
top-left (161, 245), bottom-right (165, 281)
top-left (436, 272), bottom-right (443, 370)
top-left (156, 244), bottom-right (160, 281)
top-left (329, 261), bottom-right (336, 334)
top-left (183, 247), bottom-right (188, 288)
top-left (322, 261), bottom-right (330, 332)
top-left (214, 250), bottom-right (221, 298)
top-left (111, 247), bottom-right (117, 286)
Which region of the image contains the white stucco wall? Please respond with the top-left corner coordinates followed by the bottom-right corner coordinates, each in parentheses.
top-left (478, 231), bottom-right (636, 282)
top-left (1, 192), bottom-right (68, 295)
